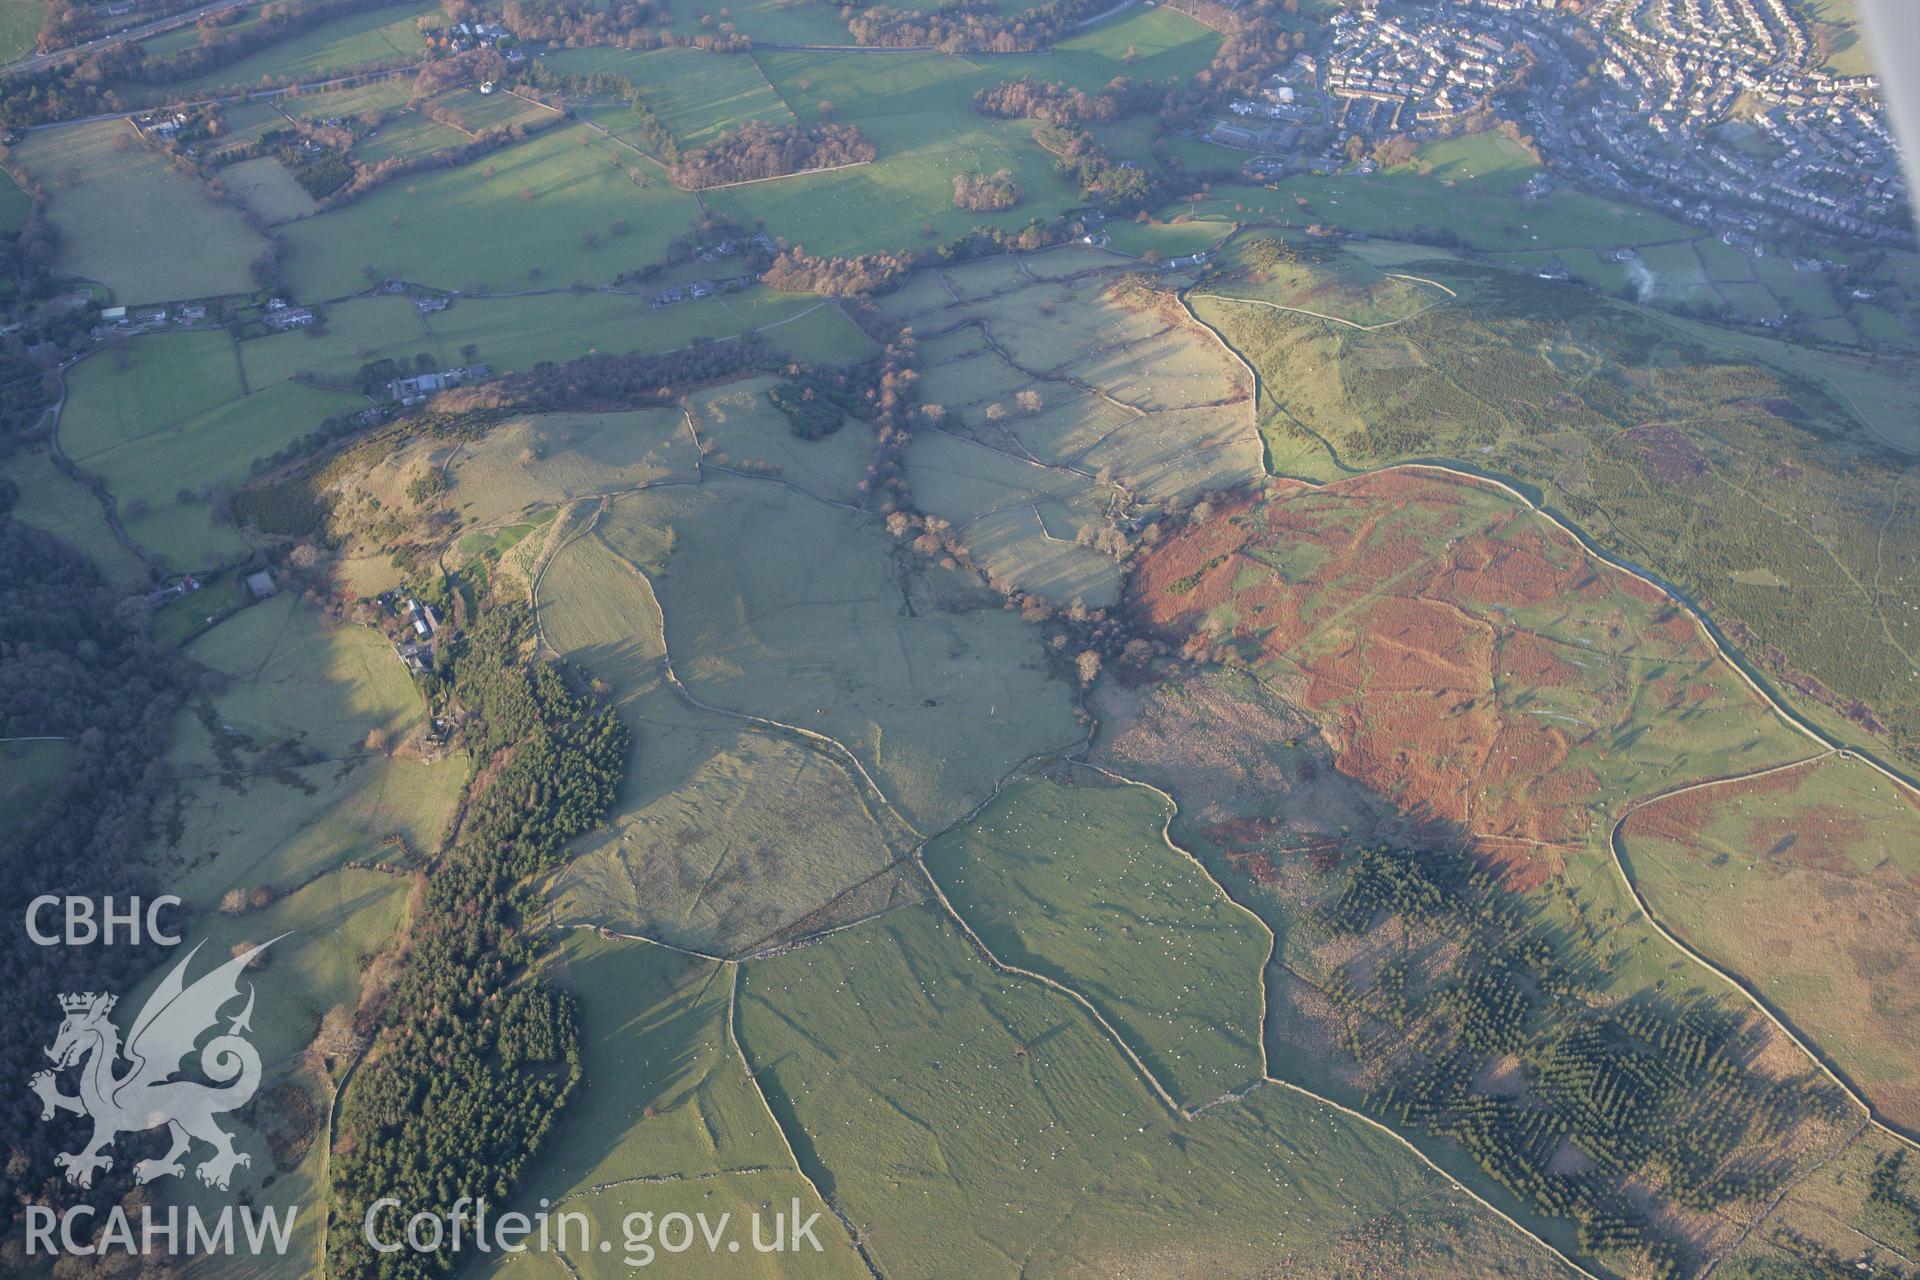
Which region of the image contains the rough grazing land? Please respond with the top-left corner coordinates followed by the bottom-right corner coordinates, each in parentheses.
top-left (1199, 252), bottom-right (1920, 775)
top-left (540, 525), bottom-right (923, 957)
top-left (1129, 470), bottom-right (1807, 891)
top-left (134, 597), bottom-right (459, 1272)
top-left (1622, 755), bottom-right (1920, 1131)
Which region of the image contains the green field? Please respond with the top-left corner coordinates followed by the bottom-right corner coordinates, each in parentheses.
top-left (541, 46), bottom-right (797, 148)
top-left (418, 288), bottom-right (870, 374)
top-left (1041, 5), bottom-right (1223, 91)
top-left (1799, 0), bottom-right (1877, 75)
top-left (240, 294), bottom-right (433, 388)
top-left (60, 330), bottom-right (245, 459)
top-left (10, 120), bottom-right (267, 302)
top-left (737, 901), bottom-right (1575, 1279)
top-left (1393, 132), bottom-right (1540, 188)
top-left (0, 446), bottom-right (150, 588)
top-left (220, 153), bottom-right (320, 224)
top-left (1101, 216), bottom-right (1232, 258)
top-left (278, 122), bottom-right (701, 297)
top-left (165, 1), bottom-right (435, 92)
top-left (1620, 754), bottom-right (1920, 1131)
top-left (707, 52), bottom-right (1076, 258)
top-left (348, 89), bottom-right (535, 165)
top-left (922, 773), bottom-right (1270, 1108)
top-left (0, 0), bottom-right (41, 63)
top-left (136, 1), bottom-right (269, 58)
top-left (1170, 175), bottom-right (1699, 257)
top-left (63, 333), bottom-right (360, 567)
top-left (442, 84), bottom-right (555, 132)
top-left (0, 164), bottom-right (30, 233)
top-left (474, 934), bottom-right (867, 1279)
top-left (278, 74), bottom-right (416, 126)
top-left (81, 378), bottom-right (362, 568)
top-left (350, 111), bottom-right (468, 165)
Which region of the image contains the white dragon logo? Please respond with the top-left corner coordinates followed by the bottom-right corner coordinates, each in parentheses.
top-left (29, 937), bottom-right (282, 1191)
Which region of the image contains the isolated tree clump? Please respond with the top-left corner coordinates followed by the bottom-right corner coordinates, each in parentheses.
top-left (953, 167), bottom-right (1021, 212)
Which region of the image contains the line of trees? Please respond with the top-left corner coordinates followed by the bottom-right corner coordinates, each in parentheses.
top-left (35, 0), bottom-right (201, 55)
top-left (494, 0), bottom-right (747, 50)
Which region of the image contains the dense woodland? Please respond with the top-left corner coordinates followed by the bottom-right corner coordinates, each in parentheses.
top-left (974, 76), bottom-right (1123, 126)
top-left (328, 605), bottom-right (627, 1280)
top-left (762, 246), bottom-right (914, 296)
top-left (0, 512), bottom-right (180, 1228)
top-left (0, 188), bottom-right (90, 455)
top-left (1311, 841), bottom-right (1849, 1280)
top-left (665, 121), bottom-right (875, 190)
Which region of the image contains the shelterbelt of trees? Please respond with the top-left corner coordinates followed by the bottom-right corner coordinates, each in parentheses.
top-left (327, 605), bottom-right (628, 1280)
